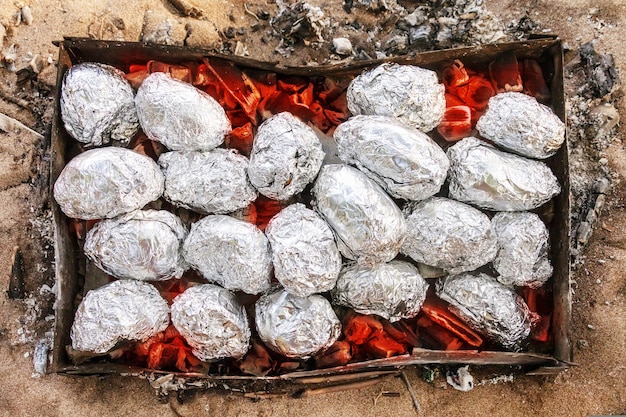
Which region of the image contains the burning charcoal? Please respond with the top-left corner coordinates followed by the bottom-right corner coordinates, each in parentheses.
top-left (456, 75), bottom-right (494, 110)
top-left (53, 148), bottom-right (164, 220)
top-left (334, 115), bottom-right (449, 200)
top-left (492, 212), bottom-right (552, 288)
top-left (265, 203), bottom-right (341, 297)
top-left (401, 197), bottom-right (497, 274)
top-left (71, 280), bottom-right (170, 353)
top-left (60, 62), bottom-right (139, 147)
top-left (346, 63), bottom-right (446, 132)
top-left (84, 210), bottom-right (188, 281)
top-left (248, 112), bottom-right (325, 201)
top-left (519, 59), bottom-right (550, 103)
top-left (442, 60), bottom-right (469, 91)
top-left (477, 92), bottom-right (565, 159)
top-left (436, 272), bottom-right (536, 349)
top-left (489, 51), bottom-right (522, 93)
top-left (333, 260), bottom-right (429, 322)
top-left (437, 105), bottom-right (472, 142)
top-left (171, 284), bottom-right (251, 361)
top-left (135, 72), bottom-right (231, 151)
top-left (158, 149), bottom-right (257, 214)
top-left (312, 164), bottom-right (406, 265)
top-left (182, 215), bottom-right (272, 294)
top-left (255, 289), bottom-right (341, 358)
top-left (447, 137), bottom-right (561, 211)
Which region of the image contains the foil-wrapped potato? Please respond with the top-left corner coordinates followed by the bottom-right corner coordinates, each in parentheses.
top-left (447, 137), bottom-right (561, 211)
top-left (135, 72), bottom-right (231, 151)
top-left (71, 280), bottom-right (170, 353)
top-left (248, 112), bottom-right (325, 201)
top-left (61, 62), bottom-right (139, 147)
top-left (171, 284), bottom-right (250, 361)
top-left (477, 92), bottom-right (565, 159)
top-left (334, 115), bottom-right (449, 201)
top-left (402, 197), bottom-right (497, 273)
top-left (265, 203), bottom-right (341, 297)
top-left (182, 215), bottom-right (272, 294)
top-left (84, 210), bottom-right (187, 281)
top-left (346, 63), bottom-right (446, 132)
top-left (333, 260), bottom-right (429, 322)
top-left (53, 147), bottom-right (164, 220)
top-left (492, 212), bottom-right (553, 288)
top-left (159, 149), bottom-right (257, 214)
top-left (312, 164), bottom-right (406, 265)
top-left (436, 272), bottom-right (535, 349)
top-left (255, 289), bottom-right (341, 358)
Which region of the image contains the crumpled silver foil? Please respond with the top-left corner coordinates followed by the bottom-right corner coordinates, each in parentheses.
top-left (61, 63), bottom-right (139, 147)
top-left (171, 284), bottom-right (251, 361)
top-left (312, 164), bottom-right (406, 265)
top-left (158, 149), bottom-right (257, 214)
top-left (436, 272), bottom-right (535, 349)
top-left (447, 137), bottom-right (561, 211)
top-left (247, 112), bottom-right (325, 201)
top-left (135, 72), bottom-right (231, 151)
top-left (84, 210), bottom-right (188, 281)
top-left (71, 279), bottom-right (170, 353)
top-left (401, 197), bottom-right (498, 274)
top-left (53, 147), bottom-right (164, 220)
top-left (255, 289), bottom-right (341, 358)
top-left (333, 260), bottom-right (429, 322)
top-left (182, 215), bottom-right (272, 294)
top-left (476, 92), bottom-right (565, 159)
top-left (334, 115), bottom-right (449, 201)
top-left (346, 63), bottom-right (446, 132)
top-left (265, 203), bottom-right (341, 297)
top-left (492, 212), bottom-right (553, 288)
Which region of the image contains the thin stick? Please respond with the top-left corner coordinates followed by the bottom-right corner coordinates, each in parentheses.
top-left (401, 371), bottom-right (421, 414)
top-left (244, 4), bottom-right (259, 21)
top-left (0, 113), bottom-right (43, 139)
top-left (295, 376), bottom-right (388, 398)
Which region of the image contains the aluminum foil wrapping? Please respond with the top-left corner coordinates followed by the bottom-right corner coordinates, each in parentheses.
top-left (447, 137), bottom-right (561, 211)
top-left (334, 115), bottom-right (449, 201)
top-left (135, 72), bottom-right (231, 151)
top-left (255, 289), bottom-right (341, 358)
top-left (182, 215), bottom-right (272, 294)
top-left (265, 203), bottom-right (342, 297)
top-left (492, 212), bottom-right (553, 288)
top-left (436, 272), bottom-right (535, 349)
top-left (476, 92), bottom-right (565, 159)
top-left (61, 63), bottom-right (139, 147)
top-left (248, 112), bottom-right (325, 201)
top-left (158, 149), bottom-right (257, 214)
top-left (84, 210), bottom-right (188, 281)
top-left (71, 279), bottom-right (169, 353)
top-left (401, 197), bottom-right (497, 274)
top-left (53, 147), bottom-right (165, 220)
top-left (171, 284), bottom-right (250, 361)
top-left (312, 164), bottom-right (406, 265)
top-left (346, 63), bottom-right (446, 132)
top-left (333, 260), bottom-right (429, 322)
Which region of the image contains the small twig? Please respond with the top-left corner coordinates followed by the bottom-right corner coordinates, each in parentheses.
top-left (0, 88), bottom-right (30, 109)
top-left (8, 246), bottom-right (25, 299)
top-left (401, 371), bottom-right (421, 415)
top-left (167, 0), bottom-right (204, 18)
top-left (0, 113), bottom-right (43, 139)
top-left (244, 3), bottom-right (259, 21)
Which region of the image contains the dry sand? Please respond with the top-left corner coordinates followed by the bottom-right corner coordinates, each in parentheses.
top-left (0, 0), bottom-right (624, 416)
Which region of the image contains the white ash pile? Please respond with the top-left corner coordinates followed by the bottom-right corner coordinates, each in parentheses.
top-left (565, 42), bottom-right (621, 263)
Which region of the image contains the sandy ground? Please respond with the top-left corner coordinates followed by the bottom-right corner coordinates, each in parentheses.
top-left (0, 0), bottom-right (624, 416)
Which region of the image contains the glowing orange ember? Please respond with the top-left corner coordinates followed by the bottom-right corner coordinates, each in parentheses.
top-left (437, 105), bottom-right (473, 142)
